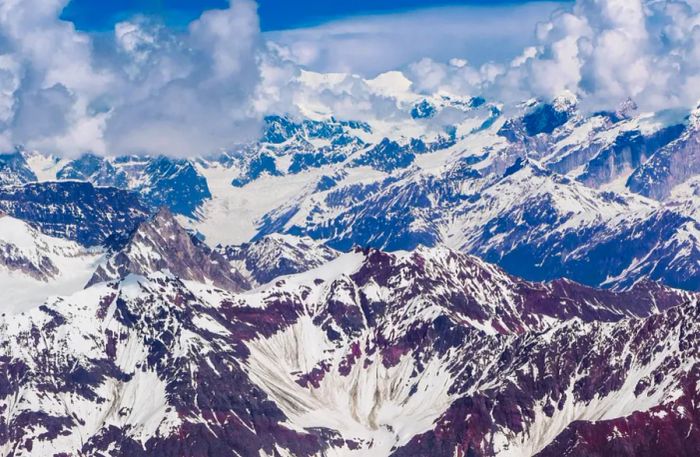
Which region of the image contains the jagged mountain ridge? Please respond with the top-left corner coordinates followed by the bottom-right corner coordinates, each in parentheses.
top-left (255, 157), bottom-right (699, 290)
top-left (0, 241), bottom-right (697, 456)
top-left (0, 181), bottom-right (151, 247)
top-left (192, 89), bottom-right (698, 291)
top-left (6, 80), bottom-right (699, 290)
top-left (0, 151), bottom-right (37, 186)
top-left (88, 208), bottom-right (250, 292)
top-left (218, 233), bottom-right (339, 286)
top-left (16, 152), bottom-right (211, 218)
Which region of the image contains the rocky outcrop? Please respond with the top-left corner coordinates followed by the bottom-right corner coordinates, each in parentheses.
top-left (0, 181), bottom-right (150, 246)
top-left (219, 233), bottom-right (338, 286)
top-left (88, 208), bottom-right (249, 292)
top-left (0, 151), bottom-right (37, 186)
top-left (56, 153), bottom-right (128, 187)
top-left (628, 120), bottom-right (700, 200)
top-left (57, 155), bottom-right (212, 218)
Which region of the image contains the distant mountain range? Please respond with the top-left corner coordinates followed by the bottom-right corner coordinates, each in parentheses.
top-left (3, 77), bottom-right (697, 291)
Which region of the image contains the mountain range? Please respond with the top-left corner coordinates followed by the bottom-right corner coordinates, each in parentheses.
top-left (0, 69), bottom-right (698, 456)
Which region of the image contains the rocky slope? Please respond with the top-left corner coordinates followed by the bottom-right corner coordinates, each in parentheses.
top-left (9, 85), bottom-right (699, 292)
top-left (189, 94), bottom-right (699, 291)
top-left (0, 151), bottom-right (36, 186)
top-left (0, 213), bottom-right (103, 313)
top-left (0, 68), bottom-right (699, 457)
top-left (218, 233), bottom-right (338, 286)
top-left (255, 156), bottom-right (699, 290)
top-left (89, 208), bottom-right (249, 292)
top-left (0, 243), bottom-right (696, 456)
top-left (0, 181), bottom-right (150, 247)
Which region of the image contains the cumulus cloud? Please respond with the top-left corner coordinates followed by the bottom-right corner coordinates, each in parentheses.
top-left (0, 0), bottom-right (263, 157)
top-left (0, 0), bottom-right (113, 154)
top-left (263, 0), bottom-right (700, 121)
top-left (494, 0), bottom-right (700, 112)
top-left (405, 58), bottom-right (501, 96)
top-left (254, 50), bottom-right (483, 142)
top-left (105, 0), bottom-right (262, 156)
top-left (4, 0), bottom-right (700, 157)
top-left (257, 49), bottom-right (411, 123)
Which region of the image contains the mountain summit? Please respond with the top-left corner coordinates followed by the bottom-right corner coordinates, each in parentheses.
top-left (88, 208), bottom-right (250, 291)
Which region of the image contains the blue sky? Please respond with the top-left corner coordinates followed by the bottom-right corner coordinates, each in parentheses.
top-left (61, 0), bottom-right (565, 31)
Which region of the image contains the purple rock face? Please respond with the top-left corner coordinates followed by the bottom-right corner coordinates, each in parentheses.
top-left (0, 242), bottom-right (697, 456)
top-left (391, 300), bottom-right (700, 457)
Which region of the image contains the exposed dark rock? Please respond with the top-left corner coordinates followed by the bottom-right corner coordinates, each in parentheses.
top-left (0, 181), bottom-right (150, 246)
top-left (0, 151), bottom-right (36, 186)
top-left (88, 208), bottom-right (249, 291)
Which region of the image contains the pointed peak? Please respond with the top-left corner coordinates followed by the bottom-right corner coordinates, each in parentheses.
top-left (502, 157), bottom-right (549, 179)
top-left (552, 91), bottom-right (578, 112)
top-left (615, 97), bottom-right (638, 120)
top-left (89, 210), bottom-right (250, 292)
top-left (152, 206), bottom-right (177, 223)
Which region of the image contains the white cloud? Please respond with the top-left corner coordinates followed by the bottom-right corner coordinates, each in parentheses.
top-left (104, 0), bottom-right (263, 156)
top-left (497, 0), bottom-right (700, 111)
top-left (3, 0), bottom-right (700, 157)
top-left (0, 0), bottom-right (113, 155)
top-left (265, 3), bottom-right (566, 76)
top-left (266, 0), bottom-right (700, 119)
top-left (0, 0), bottom-right (263, 157)
top-left (405, 57), bottom-right (499, 96)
